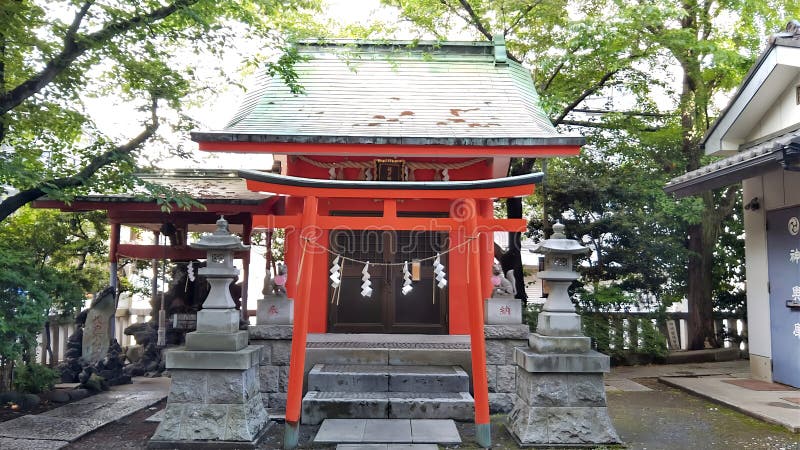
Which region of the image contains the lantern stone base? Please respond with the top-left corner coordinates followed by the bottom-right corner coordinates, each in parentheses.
top-left (507, 349), bottom-right (620, 447)
top-left (484, 297), bottom-right (522, 324)
top-left (149, 346), bottom-right (268, 449)
top-left (535, 311), bottom-right (583, 336)
top-left (185, 330), bottom-right (249, 352)
top-left (196, 309), bottom-right (240, 333)
top-left (528, 332), bottom-right (590, 354)
top-left (257, 296), bottom-right (294, 325)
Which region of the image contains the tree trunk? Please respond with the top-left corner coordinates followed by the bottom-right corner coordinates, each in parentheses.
top-left (686, 224), bottom-right (715, 348)
top-left (500, 197), bottom-right (527, 302)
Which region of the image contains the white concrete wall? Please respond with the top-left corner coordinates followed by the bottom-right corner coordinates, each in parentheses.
top-left (742, 176), bottom-right (771, 362)
top-left (746, 72), bottom-right (800, 142)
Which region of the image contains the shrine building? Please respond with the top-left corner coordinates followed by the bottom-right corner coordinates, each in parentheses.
top-left (193, 37), bottom-right (583, 335)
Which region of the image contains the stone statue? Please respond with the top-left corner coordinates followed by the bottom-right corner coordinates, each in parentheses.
top-left (265, 263), bottom-right (288, 296)
top-left (491, 264), bottom-right (516, 298)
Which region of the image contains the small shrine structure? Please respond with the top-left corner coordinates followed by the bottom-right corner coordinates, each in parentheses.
top-left (191, 37), bottom-right (584, 448)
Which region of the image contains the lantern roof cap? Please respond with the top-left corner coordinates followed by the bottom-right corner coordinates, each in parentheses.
top-left (190, 216), bottom-right (250, 251)
top-left (532, 222), bottom-right (590, 254)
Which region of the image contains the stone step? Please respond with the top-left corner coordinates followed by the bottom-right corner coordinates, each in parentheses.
top-left (305, 346), bottom-right (471, 370)
top-left (314, 419), bottom-right (461, 446)
top-left (308, 364), bottom-right (469, 393)
top-left (301, 391), bottom-right (474, 425)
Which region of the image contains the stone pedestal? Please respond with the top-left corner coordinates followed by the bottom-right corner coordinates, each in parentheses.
top-left (149, 346), bottom-right (269, 449)
top-left (507, 348), bottom-right (620, 446)
top-left (484, 297), bottom-right (522, 324)
top-left (257, 295), bottom-right (294, 325)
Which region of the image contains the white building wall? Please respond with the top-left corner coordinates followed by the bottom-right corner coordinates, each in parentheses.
top-left (744, 166), bottom-right (800, 382)
top-left (746, 72), bottom-right (800, 141)
top-left (742, 176), bottom-right (772, 381)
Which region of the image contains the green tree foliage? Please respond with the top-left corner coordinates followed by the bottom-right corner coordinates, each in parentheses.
top-left (0, 0), bottom-right (320, 221)
top-left (385, 0), bottom-right (798, 349)
top-left (0, 207), bottom-right (107, 389)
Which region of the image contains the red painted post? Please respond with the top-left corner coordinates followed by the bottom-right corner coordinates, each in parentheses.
top-left (465, 198), bottom-right (491, 447)
top-left (284, 195), bottom-right (318, 449)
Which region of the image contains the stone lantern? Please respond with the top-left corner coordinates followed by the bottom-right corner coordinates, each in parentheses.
top-left (150, 216), bottom-right (268, 449)
top-left (507, 221), bottom-right (620, 447)
top-left (529, 221), bottom-right (591, 352)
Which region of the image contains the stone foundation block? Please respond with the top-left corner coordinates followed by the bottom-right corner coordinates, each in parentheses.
top-left (270, 340), bottom-right (292, 366)
top-left (301, 392), bottom-right (388, 425)
top-left (514, 347), bottom-right (610, 373)
top-left (484, 324), bottom-right (530, 340)
top-left (248, 325), bottom-right (293, 340)
top-left (528, 332), bottom-right (590, 353)
top-left (258, 366), bottom-right (279, 393)
top-left (195, 309), bottom-right (239, 333)
top-left (535, 312), bottom-right (583, 337)
top-left (185, 330), bottom-right (248, 352)
top-left (166, 346), bottom-right (262, 370)
top-left (388, 392), bottom-right (473, 421)
top-left (496, 365), bottom-right (516, 393)
top-left (514, 369), bottom-right (606, 407)
top-left (507, 405), bottom-right (620, 446)
top-left (484, 297), bottom-right (522, 324)
top-left (256, 296), bottom-right (293, 325)
top-left (489, 393), bottom-right (515, 414)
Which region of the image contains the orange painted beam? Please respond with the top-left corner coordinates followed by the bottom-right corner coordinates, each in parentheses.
top-left (250, 215), bottom-right (525, 232)
top-left (251, 214), bottom-right (302, 230)
top-left (464, 199), bottom-right (491, 444)
top-left (115, 244), bottom-right (249, 261)
top-left (245, 179), bottom-right (535, 200)
top-left (284, 196), bottom-right (318, 442)
top-left (198, 141), bottom-right (581, 158)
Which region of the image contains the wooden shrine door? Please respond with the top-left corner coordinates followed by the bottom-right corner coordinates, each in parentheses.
top-left (328, 229), bottom-right (449, 334)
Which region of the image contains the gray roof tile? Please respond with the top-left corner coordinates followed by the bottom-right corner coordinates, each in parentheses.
top-left (193, 40), bottom-right (581, 147)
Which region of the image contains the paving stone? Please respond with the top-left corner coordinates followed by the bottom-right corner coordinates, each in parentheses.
top-left (0, 415), bottom-right (104, 442)
top-left (145, 410), bottom-right (165, 423)
top-left (604, 378), bottom-right (653, 392)
top-left (0, 437), bottom-right (69, 449)
top-left (363, 419), bottom-right (412, 443)
top-left (314, 419), bottom-right (366, 443)
top-left (410, 419), bottom-right (461, 444)
top-left (337, 445), bottom-right (388, 450)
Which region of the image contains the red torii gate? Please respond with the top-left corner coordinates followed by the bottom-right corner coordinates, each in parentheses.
top-left (238, 170), bottom-right (543, 449)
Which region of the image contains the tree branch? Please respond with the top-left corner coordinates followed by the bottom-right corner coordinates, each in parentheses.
top-left (715, 184), bottom-right (740, 220)
top-left (559, 119), bottom-right (659, 132)
top-left (0, 0), bottom-right (197, 115)
top-left (456, 0), bottom-right (493, 40)
top-left (571, 108), bottom-right (672, 118)
top-left (539, 60), bottom-right (565, 93)
top-left (503, 2), bottom-right (539, 35)
top-left (553, 69), bottom-right (620, 125)
top-left (0, 98), bottom-right (159, 222)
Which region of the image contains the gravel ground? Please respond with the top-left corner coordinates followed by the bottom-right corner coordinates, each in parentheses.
top-left (65, 379), bottom-right (800, 450)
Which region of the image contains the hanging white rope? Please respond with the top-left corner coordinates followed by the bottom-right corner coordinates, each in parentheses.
top-left (329, 255), bottom-right (342, 288)
top-left (433, 253), bottom-right (447, 289)
top-left (361, 261), bottom-right (373, 297)
top-left (187, 261), bottom-right (195, 282)
top-left (303, 236), bottom-right (475, 267)
top-left (401, 260), bottom-right (413, 295)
